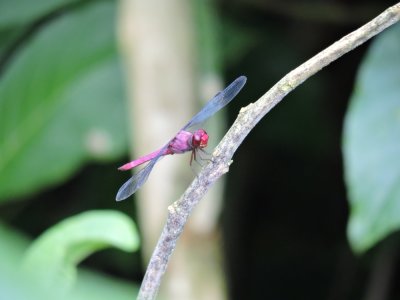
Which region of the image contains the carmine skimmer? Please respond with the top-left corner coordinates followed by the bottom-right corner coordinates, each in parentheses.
top-left (116, 76), bottom-right (247, 201)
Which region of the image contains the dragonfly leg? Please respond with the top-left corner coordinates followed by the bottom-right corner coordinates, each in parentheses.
top-left (190, 150), bottom-right (195, 165)
top-left (197, 148), bottom-right (212, 163)
top-left (190, 149), bottom-right (211, 168)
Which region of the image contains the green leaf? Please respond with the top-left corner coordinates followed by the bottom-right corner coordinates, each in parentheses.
top-left (343, 23), bottom-right (400, 253)
top-left (0, 1), bottom-right (128, 201)
top-left (0, 221), bottom-right (30, 267)
top-left (71, 269), bottom-right (139, 300)
top-left (22, 210), bottom-right (139, 293)
top-left (0, 0), bottom-right (76, 29)
top-left (0, 221), bottom-right (54, 300)
top-left (0, 218), bottom-right (138, 300)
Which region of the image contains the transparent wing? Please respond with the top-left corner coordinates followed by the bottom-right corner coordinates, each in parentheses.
top-left (182, 76), bottom-right (247, 131)
top-left (115, 155), bottom-right (162, 201)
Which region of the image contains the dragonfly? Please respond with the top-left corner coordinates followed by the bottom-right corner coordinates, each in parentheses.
top-left (116, 75), bottom-right (247, 201)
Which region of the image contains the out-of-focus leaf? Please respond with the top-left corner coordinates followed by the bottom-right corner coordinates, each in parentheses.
top-left (0, 28), bottom-right (23, 59)
top-left (22, 210), bottom-right (139, 293)
top-left (0, 0), bottom-right (76, 29)
top-left (0, 1), bottom-right (127, 201)
top-left (0, 221), bottom-right (54, 300)
top-left (71, 269), bottom-right (139, 300)
top-left (0, 0), bottom-right (77, 63)
top-left (0, 221), bottom-right (30, 267)
top-left (0, 218), bottom-right (138, 300)
top-left (193, 0), bottom-right (222, 74)
top-left (343, 24), bottom-right (400, 253)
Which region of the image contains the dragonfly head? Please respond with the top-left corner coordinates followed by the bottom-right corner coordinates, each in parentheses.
top-left (192, 129), bottom-right (208, 148)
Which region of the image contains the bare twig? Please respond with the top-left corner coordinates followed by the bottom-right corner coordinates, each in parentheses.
top-left (137, 3), bottom-right (400, 300)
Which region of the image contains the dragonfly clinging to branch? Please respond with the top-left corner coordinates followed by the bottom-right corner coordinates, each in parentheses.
top-left (116, 76), bottom-right (247, 201)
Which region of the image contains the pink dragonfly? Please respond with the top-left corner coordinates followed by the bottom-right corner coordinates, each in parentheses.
top-left (116, 76), bottom-right (247, 201)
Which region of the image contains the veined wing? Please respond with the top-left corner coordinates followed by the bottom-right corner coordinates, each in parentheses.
top-left (182, 76), bottom-right (247, 131)
top-left (115, 148), bottom-right (165, 201)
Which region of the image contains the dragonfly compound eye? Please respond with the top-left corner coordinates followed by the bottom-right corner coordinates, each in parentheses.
top-left (191, 129), bottom-right (208, 148)
top-left (198, 130), bottom-right (208, 148)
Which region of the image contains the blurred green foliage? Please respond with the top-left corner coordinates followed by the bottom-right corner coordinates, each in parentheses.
top-left (22, 210), bottom-right (139, 293)
top-left (0, 1), bottom-right (139, 298)
top-left (343, 23), bottom-right (400, 253)
top-left (0, 0), bottom-right (75, 28)
top-left (1, 210), bottom-right (139, 299)
top-left (0, 1), bottom-right (127, 201)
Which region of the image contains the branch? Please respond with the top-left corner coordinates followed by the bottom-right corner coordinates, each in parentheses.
top-left (137, 3), bottom-right (400, 299)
